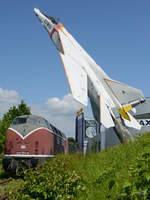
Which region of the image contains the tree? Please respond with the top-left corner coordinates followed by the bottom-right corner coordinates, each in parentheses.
top-left (0, 100), bottom-right (31, 153)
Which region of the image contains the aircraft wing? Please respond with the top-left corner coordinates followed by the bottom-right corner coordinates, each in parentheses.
top-left (60, 53), bottom-right (88, 106)
top-left (53, 26), bottom-right (88, 106)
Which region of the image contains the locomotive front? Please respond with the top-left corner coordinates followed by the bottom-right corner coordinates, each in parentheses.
top-left (3, 115), bottom-right (55, 172)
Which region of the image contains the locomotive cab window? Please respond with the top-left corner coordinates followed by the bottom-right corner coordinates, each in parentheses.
top-left (13, 117), bottom-right (27, 125)
top-left (28, 118), bottom-right (39, 125)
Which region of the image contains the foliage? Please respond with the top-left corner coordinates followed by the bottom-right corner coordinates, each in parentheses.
top-left (117, 152), bottom-right (150, 199)
top-left (91, 140), bottom-right (99, 153)
top-left (3, 132), bottom-right (150, 200)
top-left (0, 100), bottom-right (31, 153)
top-left (9, 155), bottom-right (85, 200)
top-left (85, 133), bottom-right (150, 200)
top-left (68, 137), bottom-right (76, 143)
top-left (68, 137), bottom-right (77, 154)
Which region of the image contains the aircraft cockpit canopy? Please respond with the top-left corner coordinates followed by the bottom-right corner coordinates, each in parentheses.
top-left (42, 12), bottom-right (59, 24)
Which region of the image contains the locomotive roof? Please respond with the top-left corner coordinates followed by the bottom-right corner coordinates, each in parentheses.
top-left (10, 115), bottom-right (67, 138)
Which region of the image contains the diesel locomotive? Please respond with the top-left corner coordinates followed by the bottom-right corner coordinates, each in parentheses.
top-left (3, 115), bottom-right (68, 172)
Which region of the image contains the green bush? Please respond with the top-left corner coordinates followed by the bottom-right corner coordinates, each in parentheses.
top-left (9, 155), bottom-right (85, 200)
top-left (6, 132), bottom-right (150, 200)
top-left (117, 152), bottom-right (150, 199)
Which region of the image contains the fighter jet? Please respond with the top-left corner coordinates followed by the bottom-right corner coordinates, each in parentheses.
top-left (34, 8), bottom-right (145, 142)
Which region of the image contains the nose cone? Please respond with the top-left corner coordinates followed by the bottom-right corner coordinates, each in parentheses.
top-left (34, 8), bottom-right (46, 25)
top-left (34, 8), bottom-right (40, 16)
top-left (34, 8), bottom-right (59, 36)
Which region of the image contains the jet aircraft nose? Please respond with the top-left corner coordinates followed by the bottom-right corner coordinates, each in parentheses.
top-left (34, 8), bottom-right (39, 16)
top-left (34, 8), bottom-right (47, 25)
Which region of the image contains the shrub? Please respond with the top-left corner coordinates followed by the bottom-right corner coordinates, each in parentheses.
top-left (9, 155), bottom-right (84, 200)
top-left (117, 152), bottom-right (150, 199)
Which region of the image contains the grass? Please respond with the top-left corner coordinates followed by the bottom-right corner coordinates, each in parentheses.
top-left (72, 132), bottom-right (150, 199)
top-left (1, 132), bottom-right (150, 199)
top-left (0, 155), bottom-right (23, 198)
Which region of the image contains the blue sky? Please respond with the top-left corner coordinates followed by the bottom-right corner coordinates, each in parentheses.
top-left (0, 1), bottom-right (150, 137)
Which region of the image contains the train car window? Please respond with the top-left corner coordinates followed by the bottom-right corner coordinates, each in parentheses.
top-left (57, 130), bottom-right (62, 137)
top-left (60, 131), bottom-right (65, 138)
top-left (60, 138), bottom-right (62, 145)
top-left (49, 124), bottom-right (53, 131)
top-left (57, 136), bottom-right (60, 144)
top-left (44, 119), bottom-right (50, 129)
top-left (13, 117), bottom-right (27, 125)
top-left (53, 127), bottom-right (57, 133)
top-left (54, 127), bottom-right (59, 135)
top-left (50, 124), bottom-right (56, 133)
top-left (61, 133), bottom-right (64, 138)
top-left (48, 124), bottom-right (53, 131)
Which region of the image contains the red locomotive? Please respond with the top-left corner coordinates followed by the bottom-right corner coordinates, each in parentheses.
top-left (3, 115), bottom-right (68, 172)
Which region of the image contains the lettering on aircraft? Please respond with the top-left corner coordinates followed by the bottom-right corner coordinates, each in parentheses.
top-left (138, 119), bottom-right (150, 126)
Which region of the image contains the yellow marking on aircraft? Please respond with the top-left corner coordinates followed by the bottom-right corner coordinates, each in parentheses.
top-left (118, 104), bottom-right (133, 121)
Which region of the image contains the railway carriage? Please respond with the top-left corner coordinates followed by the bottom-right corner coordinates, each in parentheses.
top-left (3, 115), bottom-right (68, 172)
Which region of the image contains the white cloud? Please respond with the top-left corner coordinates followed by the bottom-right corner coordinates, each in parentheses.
top-left (0, 88), bottom-right (93, 138)
top-left (0, 88), bottom-right (20, 117)
top-left (45, 94), bottom-right (82, 115)
top-left (31, 94), bottom-right (93, 138)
